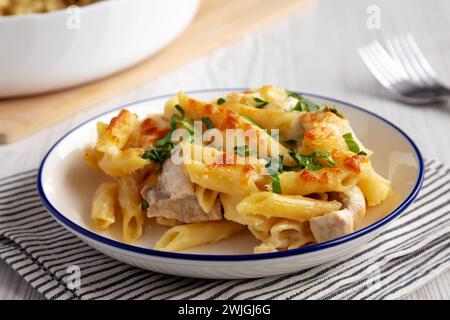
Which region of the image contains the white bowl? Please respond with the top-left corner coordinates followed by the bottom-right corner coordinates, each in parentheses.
top-left (38, 89), bottom-right (424, 279)
top-left (0, 0), bottom-right (199, 97)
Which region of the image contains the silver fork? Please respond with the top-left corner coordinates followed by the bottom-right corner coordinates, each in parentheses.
top-left (358, 34), bottom-right (450, 104)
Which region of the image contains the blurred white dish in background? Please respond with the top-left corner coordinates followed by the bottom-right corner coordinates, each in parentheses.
top-left (0, 0), bottom-right (200, 98)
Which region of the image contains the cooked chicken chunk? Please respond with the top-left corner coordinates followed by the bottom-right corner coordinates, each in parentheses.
top-left (335, 185), bottom-right (366, 227)
top-left (309, 209), bottom-right (354, 243)
top-left (309, 186), bottom-right (366, 243)
top-left (147, 159), bottom-right (223, 223)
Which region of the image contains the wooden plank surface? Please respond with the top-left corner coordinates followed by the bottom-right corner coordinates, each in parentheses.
top-left (0, 0), bottom-right (312, 144)
top-left (0, 0), bottom-right (449, 300)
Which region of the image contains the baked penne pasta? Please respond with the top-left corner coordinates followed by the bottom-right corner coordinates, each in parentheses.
top-left (98, 148), bottom-right (149, 177)
top-left (195, 185), bottom-right (220, 214)
top-left (83, 147), bottom-right (103, 171)
top-left (1, 0), bottom-right (102, 16)
top-left (220, 193), bottom-right (278, 241)
top-left (279, 168), bottom-right (358, 195)
top-left (358, 162), bottom-right (392, 206)
top-left (84, 85), bottom-right (393, 254)
top-left (91, 182), bottom-right (118, 230)
top-left (96, 121), bottom-right (108, 138)
top-left (165, 92), bottom-right (296, 166)
top-left (96, 109), bottom-right (139, 154)
top-left (218, 102), bottom-right (303, 142)
top-left (237, 192), bottom-right (342, 222)
top-left (254, 219), bottom-right (314, 253)
top-left (184, 161), bottom-right (263, 196)
top-left (154, 220), bottom-right (245, 252)
top-left (117, 176), bottom-right (145, 244)
top-left (222, 85), bottom-right (304, 141)
top-left (299, 111), bottom-right (372, 156)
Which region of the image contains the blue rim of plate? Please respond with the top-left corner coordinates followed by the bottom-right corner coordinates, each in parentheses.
top-left (38, 88), bottom-right (424, 261)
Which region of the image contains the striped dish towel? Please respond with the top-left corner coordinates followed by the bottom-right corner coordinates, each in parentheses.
top-left (0, 159), bottom-right (448, 300)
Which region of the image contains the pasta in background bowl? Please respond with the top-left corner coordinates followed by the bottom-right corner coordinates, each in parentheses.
top-left (38, 87), bottom-right (423, 279)
top-left (0, 0), bottom-right (102, 15)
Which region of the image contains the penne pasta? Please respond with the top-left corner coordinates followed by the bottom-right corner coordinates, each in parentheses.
top-left (358, 162), bottom-right (392, 206)
top-left (96, 121), bottom-right (108, 139)
top-left (165, 92), bottom-right (296, 166)
top-left (117, 176), bottom-right (145, 244)
top-left (91, 182), bottom-right (118, 230)
top-left (184, 161), bottom-right (263, 196)
top-left (254, 219), bottom-right (314, 253)
top-left (98, 148), bottom-right (149, 177)
top-left (154, 220), bottom-right (245, 252)
top-left (1, 0), bottom-right (101, 16)
top-left (96, 109), bottom-right (139, 154)
top-left (84, 86), bottom-right (392, 253)
top-left (220, 193), bottom-right (277, 240)
top-left (219, 102), bottom-right (303, 142)
top-left (279, 168), bottom-right (359, 195)
top-left (194, 185), bottom-right (220, 214)
top-left (83, 147), bottom-right (103, 171)
top-left (220, 193), bottom-right (248, 224)
top-left (299, 111), bottom-right (372, 156)
top-left (237, 192), bottom-right (342, 222)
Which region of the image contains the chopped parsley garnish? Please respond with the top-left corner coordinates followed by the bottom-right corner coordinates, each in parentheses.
top-left (170, 114), bottom-right (179, 130)
top-left (142, 149), bottom-right (171, 164)
top-left (175, 104), bottom-right (185, 116)
top-left (265, 155), bottom-right (284, 194)
top-left (291, 101), bottom-right (302, 112)
top-left (288, 91), bottom-right (344, 117)
top-left (323, 105), bottom-right (345, 118)
top-left (287, 90), bottom-right (303, 100)
top-left (253, 97), bottom-right (269, 109)
top-left (293, 97), bottom-right (321, 112)
top-left (155, 131), bottom-right (173, 147)
top-left (144, 105), bottom-right (196, 164)
top-left (302, 99), bottom-right (321, 112)
top-left (289, 151), bottom-right (322, 171)
top-left (288, 91), bottom-right (321, 112)
top-left (343, 133), bottom-right (366, 155)
top-left (202, 117), bottom-right (214, 130)
top-left (141, 200), bottom-right (149, 210)
top-left (178, 119), bottom-right (194, 135)
top-left (288, 150), bottom-right (335, 171)
top-left (269, 175), bottom-right (282, 194)
top-left (310, 151), bottom-right (336, 167)
top-left (217, 98), bottom-right (226, 105)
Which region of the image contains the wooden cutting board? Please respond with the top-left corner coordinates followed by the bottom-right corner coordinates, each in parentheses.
top-left (0, 0), bottom-right (312, 144)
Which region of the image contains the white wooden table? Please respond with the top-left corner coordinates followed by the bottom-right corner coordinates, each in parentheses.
top-left (0, 0), bottom-right (449, 300)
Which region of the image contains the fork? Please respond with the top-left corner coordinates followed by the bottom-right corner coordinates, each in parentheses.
top-left (358, 34), bottom-right (450, 104)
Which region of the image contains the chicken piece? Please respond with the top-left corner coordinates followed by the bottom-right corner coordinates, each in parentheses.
top-left (309, 186), bottom-right (366, 243)
top-left (309, 209), bottom-right (354, 243)
top-left (146, 159), bottom-right (223, 223)
top-left (335, 185), bottom-right (366, 227)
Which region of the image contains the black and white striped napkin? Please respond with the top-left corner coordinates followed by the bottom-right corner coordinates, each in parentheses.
top-left (0, 159), bottom-right (448, 300)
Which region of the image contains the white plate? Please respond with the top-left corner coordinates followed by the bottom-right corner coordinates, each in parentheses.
top-left (38, 89), bottom-right (424, 279)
